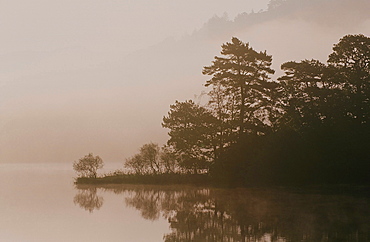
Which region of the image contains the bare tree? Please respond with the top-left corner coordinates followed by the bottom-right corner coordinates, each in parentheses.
top-left (73, 153), bottom-right (104, 178)
top-left (125, 154), bottom-right (147, 175)
top-left (125, 143), bottom-right (180, 175)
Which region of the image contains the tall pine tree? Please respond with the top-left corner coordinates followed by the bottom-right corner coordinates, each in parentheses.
top-left (203, 37), bottom-right (276, 142)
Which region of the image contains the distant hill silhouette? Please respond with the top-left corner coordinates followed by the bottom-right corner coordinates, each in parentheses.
top-left (1, 0), bottom-right (369, 163)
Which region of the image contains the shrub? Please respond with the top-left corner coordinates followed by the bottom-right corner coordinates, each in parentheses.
top-left (73, 153), bottom-right (104, 178)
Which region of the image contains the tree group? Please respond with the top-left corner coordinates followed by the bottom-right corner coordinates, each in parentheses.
top-left (126, 34), bottom-right (370, 185)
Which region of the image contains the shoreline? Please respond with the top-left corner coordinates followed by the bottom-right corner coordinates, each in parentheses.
top-left (75, 173), bottom-right (211, 186)
top-left (74, 174), bottom-right (370, 194)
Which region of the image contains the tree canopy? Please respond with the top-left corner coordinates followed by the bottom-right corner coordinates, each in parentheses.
top-left (203, 37), bottom-right (276, 139)
top-left (162, 100), bottom-right (218, 173)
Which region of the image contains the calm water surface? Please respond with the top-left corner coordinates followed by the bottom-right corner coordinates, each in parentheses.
top-left (1, 163), bottom-right (369, 241)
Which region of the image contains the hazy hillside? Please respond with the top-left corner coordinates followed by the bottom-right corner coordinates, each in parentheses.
top-left (1, 0), bottom-right (369, 163)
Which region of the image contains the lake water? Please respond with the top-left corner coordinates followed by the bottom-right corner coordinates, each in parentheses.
top-left (0, 163), bottom-right (369, 242)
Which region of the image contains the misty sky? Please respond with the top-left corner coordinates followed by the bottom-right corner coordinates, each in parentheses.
top-left (1, 0), bottom-right (369, 164)
top-left (0, 0), bottom-right (269, 53)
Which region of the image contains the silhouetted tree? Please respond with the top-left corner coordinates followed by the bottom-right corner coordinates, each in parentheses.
top-left (277, 35), bottom-right (370, 129)
top-left (277, 59), bottom-right (330, 130)
top-left (125, 153), bottom-right (147, 175)
top-left (203, 37), bottom-right (276, 139)
top-left (206, 79), bottom-right (239, 154)
top-left (125, 143), bottom-right (181, 174)
top-left (125, 142), bottom-right (169, 174)
top-left (160, 145), bottom-right (180, 173)
top-left (162, 100), bottom-right (218, 173)
top-left (328, 34), bottom-right (370, 124)
top-left (73, 153), bottom-right (104, 178)
top-left (139, 142), bottom-right (162, 174)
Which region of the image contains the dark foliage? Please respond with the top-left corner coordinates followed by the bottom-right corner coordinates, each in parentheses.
top-left (84, 34), bottom-right (370, 187)
top-left (212, 123), bottom-right (370, 187)
top-left (209, 34), bottom-right (370, 187)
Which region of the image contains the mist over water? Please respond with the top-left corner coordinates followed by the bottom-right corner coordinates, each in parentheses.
top-left (0, 164), bottom-right (169, 242)
top-left (1, 164), bottom-right (368, 241)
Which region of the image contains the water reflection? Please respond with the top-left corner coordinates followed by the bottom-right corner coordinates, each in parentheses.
top-left (73, 186), bottom-right (104, 213)
top-left (74, 185), bottom-right (370, 241)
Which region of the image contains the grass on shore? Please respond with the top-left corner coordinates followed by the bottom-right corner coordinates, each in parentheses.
top-left (75, 173), bottom-right (211, 186)
top-left (75, 174), bottom-right (370, 193)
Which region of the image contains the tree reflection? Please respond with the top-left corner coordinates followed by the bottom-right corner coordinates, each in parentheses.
top-left (74, 185), bottom-right (370, 241)
top-left (73, 186), bottom-right (104, 213)
top-left (125, 189), bottom-right (163, 220)
top-left (120, 186), bottom-right (370, 242)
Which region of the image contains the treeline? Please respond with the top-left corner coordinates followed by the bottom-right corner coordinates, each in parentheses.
top-left (125, 34), bottom-right (370, 186)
